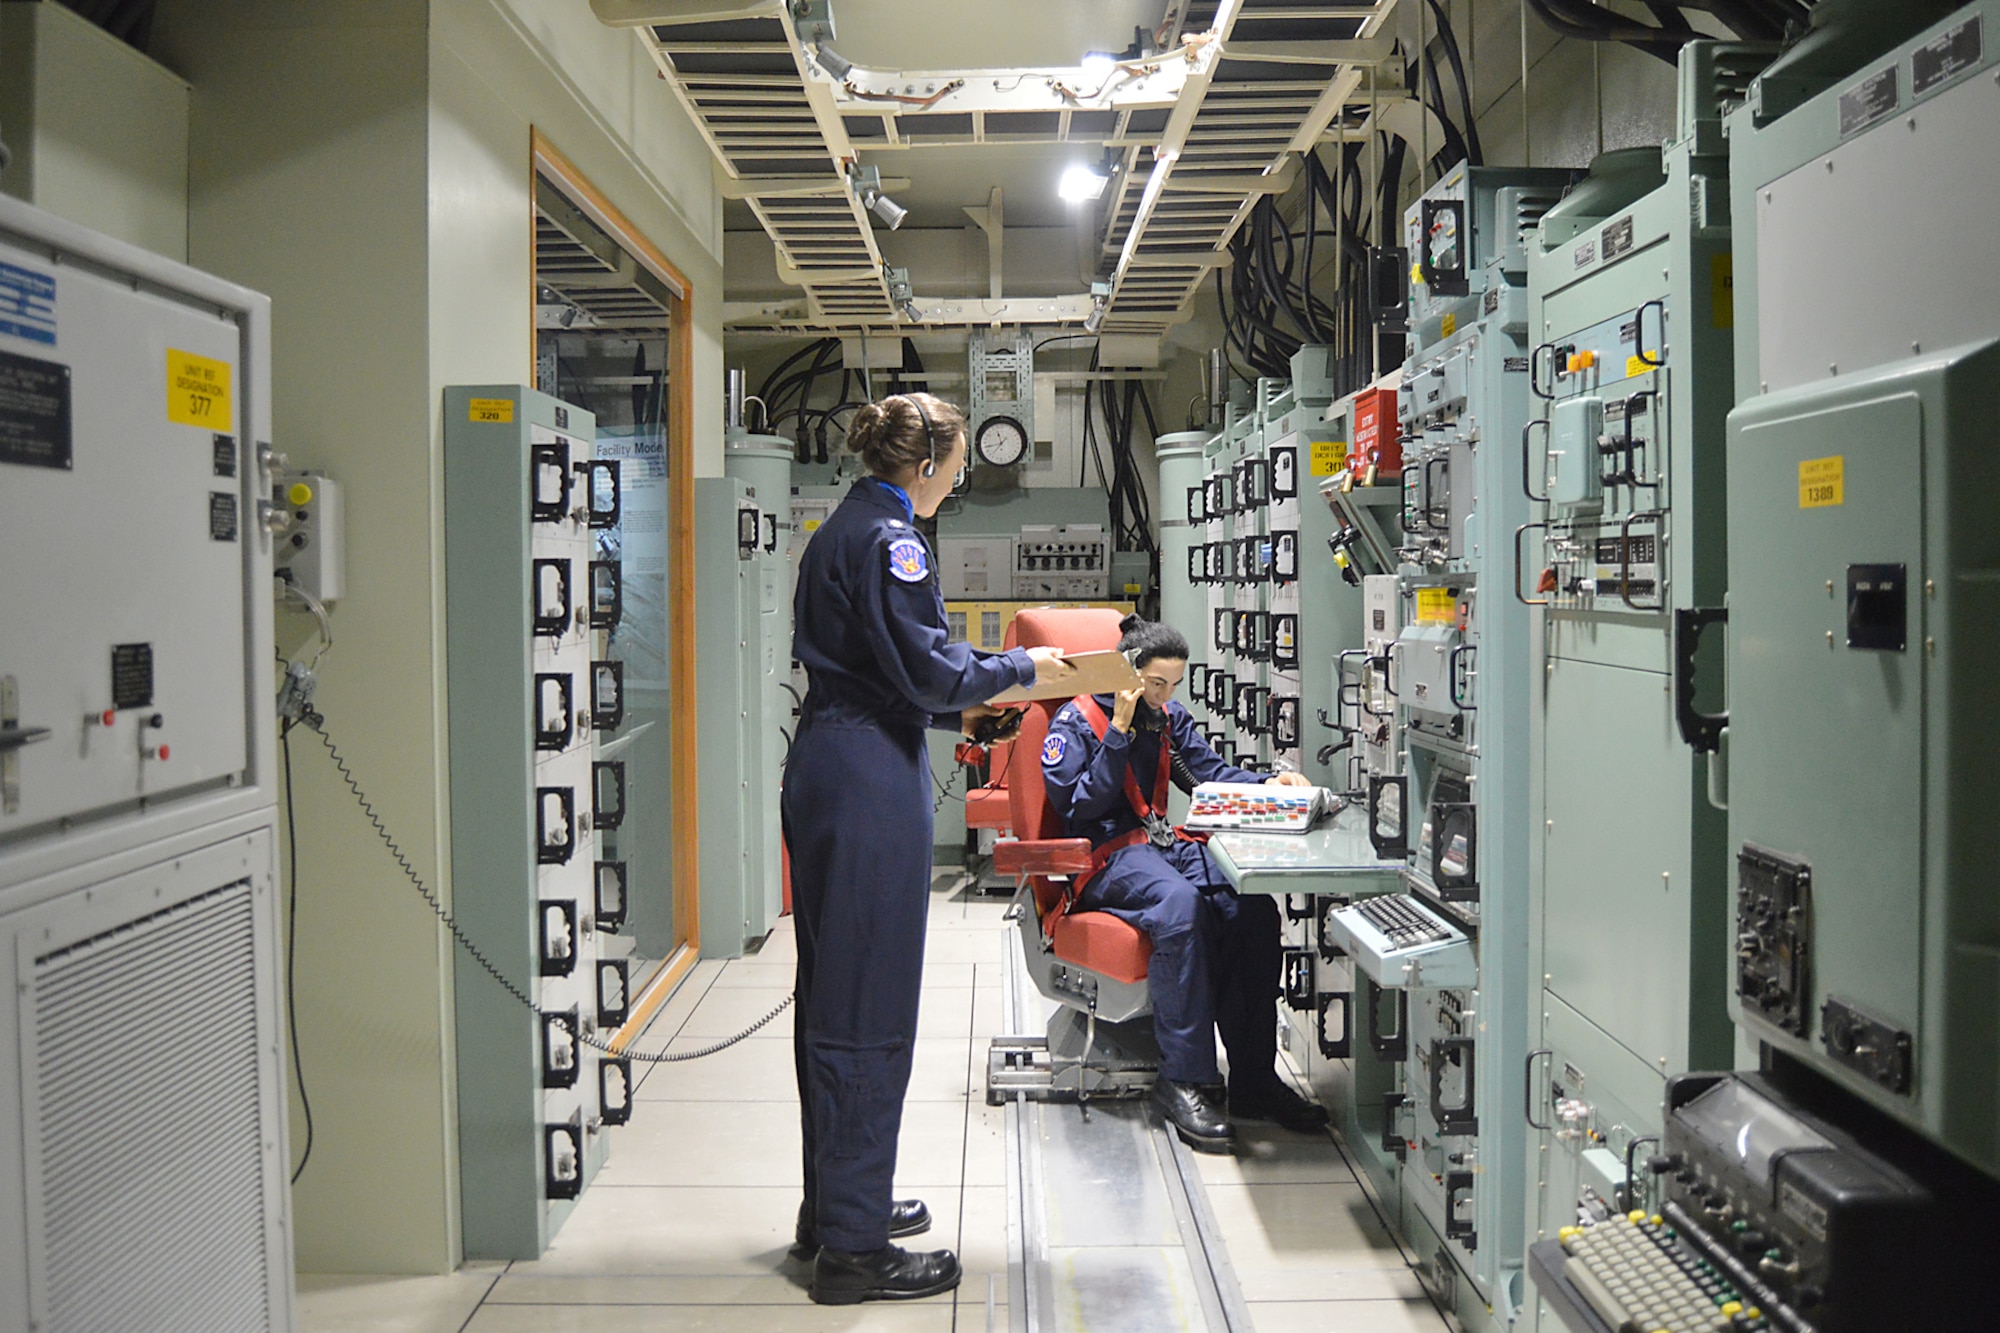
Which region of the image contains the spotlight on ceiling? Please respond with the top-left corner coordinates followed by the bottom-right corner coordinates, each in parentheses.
top-left (1080, 50), bottom-right (1117, 80)
top-left (1082, 279), bottom-right (1110, 334)
top-left (847, 164), bottom-right (908, 231)
top-left (898, 298), bottom-right (924, 323)
top-left (869, 193), bottom-right (910, 230)
top-left (1059, 163), bottom-right (1109, 202)
top-left (812, 43), bottom-right (853, 80)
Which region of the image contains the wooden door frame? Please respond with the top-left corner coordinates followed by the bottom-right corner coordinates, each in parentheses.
top-left (529, 129), bottom-right (701, 990)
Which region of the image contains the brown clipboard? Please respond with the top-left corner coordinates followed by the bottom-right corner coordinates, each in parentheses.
top-left (986, 650), bottom-right (1141, 705)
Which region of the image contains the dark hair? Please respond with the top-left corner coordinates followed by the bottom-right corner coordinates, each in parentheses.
top-left (845, 392), bottom-right (966, 478)
top-left (1119, 614), bottom-right (1189, 669)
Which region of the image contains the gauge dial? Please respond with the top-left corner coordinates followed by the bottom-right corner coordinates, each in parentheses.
top-left (974, 414), bottom-right (1029, 468)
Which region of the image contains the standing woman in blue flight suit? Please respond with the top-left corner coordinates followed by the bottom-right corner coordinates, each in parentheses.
top-left (1042, 615), bottom-right (1329, 1152)
top-left (784, 392), bottom-right (1074, 1305)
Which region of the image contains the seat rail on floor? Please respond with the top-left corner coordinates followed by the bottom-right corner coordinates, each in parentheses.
top-left (999, 924), bottom-right (1254, 1333)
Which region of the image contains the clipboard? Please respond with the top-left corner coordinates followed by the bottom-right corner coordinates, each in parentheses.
top-left (987, 650), bottom-right (1141, 705)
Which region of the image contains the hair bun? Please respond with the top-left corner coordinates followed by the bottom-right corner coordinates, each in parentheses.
top-left (845, 401), bottom-right (886, 455)
top-left (1119, 613), bottom-right (1145, 634)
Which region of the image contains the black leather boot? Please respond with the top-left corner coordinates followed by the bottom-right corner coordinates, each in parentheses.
top-left (1150, 1077), bottom-right (1234, 1153)
top-left (810, 1243), bottom-right (962, 1304)
top-left (790, 1198), bottom-right (932, 1261)
top-left (1229, 1079), bottom-right (1331, 1134)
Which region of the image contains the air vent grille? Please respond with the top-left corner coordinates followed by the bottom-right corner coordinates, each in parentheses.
top-left (29, 879), bottom-right (272, 1332)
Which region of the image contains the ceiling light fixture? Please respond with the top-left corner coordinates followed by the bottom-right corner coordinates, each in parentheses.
top-left (1080, 50), bottom-right (1118, 80)
top-left (1059, 163), bottom-right (1109, 202)
top-left (847, 164), bottom-right (908, 231)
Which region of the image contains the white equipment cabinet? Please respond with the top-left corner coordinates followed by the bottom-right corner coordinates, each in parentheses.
top-left (0, 196), bottom-right (294, 1329)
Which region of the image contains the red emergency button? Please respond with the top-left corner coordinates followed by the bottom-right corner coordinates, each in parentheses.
top-left (157, 745), bottom-right (170, 761)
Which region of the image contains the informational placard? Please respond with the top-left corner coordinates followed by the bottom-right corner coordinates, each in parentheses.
top-left (0, 348), bottom-right (71, 469)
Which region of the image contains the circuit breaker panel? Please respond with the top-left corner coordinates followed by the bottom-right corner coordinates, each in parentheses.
top-left (1723, 3), bottom-right (2000, 1180)
top-left (1344, 166), bottom-right (1576, 1325)
top-left (0, 195), bottom-right (292, 1332)
top-left (1166, 348), bottom-right (1381, 1192)
top-left (444, 386), bottom-right (624, 1259)
top-left (1521, 51), bottom-right (1769, 1314)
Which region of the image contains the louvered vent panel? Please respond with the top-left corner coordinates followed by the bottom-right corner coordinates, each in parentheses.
top-left (31, 880), bottom-right (271, 1333)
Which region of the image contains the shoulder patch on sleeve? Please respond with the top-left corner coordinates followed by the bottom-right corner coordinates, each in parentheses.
top-left (886, 536), bottom-right (930, 583)
top-left (1041, 732), bottom-right (1067, 765)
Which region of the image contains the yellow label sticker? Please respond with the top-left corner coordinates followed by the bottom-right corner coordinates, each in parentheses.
top-left (1624, 352), bottom-right (1659, 378)
top-left (166, 349), bottom-right (233, 430)
top-left (1712, 253), bottom-right (1734, 329)
top-left (1441, 312), bottom-right (1457, 338)
top-left (1799, 456), bottom-right (1844, 508)
top-left (1309, 440), bottom-right (1348, 477)
top-left (803, 519), bottom-right (822, 533)
top-left (468, 396), bottom-right (515, 424)
top-left (1415, 587), bottom-right (1456, 624)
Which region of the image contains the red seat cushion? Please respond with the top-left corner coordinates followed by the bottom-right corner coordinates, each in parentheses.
top-left (1050, 910), bottom-right (1152, 984)
top-left (1002, 606), bottom-right (1151, 985)
top-left (963, 784), bottom-right (1012, 830)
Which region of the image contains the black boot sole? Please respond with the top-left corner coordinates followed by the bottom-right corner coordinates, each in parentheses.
top-left (809, 1270), bottom-right (961, 1305)
top-left (1163, 1119), bottom-right (1235, 1154)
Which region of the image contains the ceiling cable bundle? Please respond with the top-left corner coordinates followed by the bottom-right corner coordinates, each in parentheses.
top-left (1525, 0), bottom-right (1811, 63)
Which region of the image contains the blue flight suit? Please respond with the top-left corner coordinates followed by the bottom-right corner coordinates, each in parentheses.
top-left (784, 476), bottom-right (1034, 1254)
top-left (1040, 697), bottom-right (1283, 1091)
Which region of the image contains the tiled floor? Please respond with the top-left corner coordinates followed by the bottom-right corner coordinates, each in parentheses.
top-left (296, 875), bottom-right (1449, 1332)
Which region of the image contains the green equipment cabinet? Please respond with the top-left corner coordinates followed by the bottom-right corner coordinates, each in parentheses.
top-left (1520, 47), bottom-right (1773, 1318)
top-left (724, 433), bottom-right (793, 940)
top-left (1351, 164), bottom-right (1576, 1329)
top-left (1722, 0), bottom-right (2000, 1179)
top-left (695, 475), bottom-right (783, 955)
top-left (444, 385), bottom-right (626, 1259)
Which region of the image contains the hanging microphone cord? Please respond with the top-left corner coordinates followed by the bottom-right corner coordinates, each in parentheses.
top-left (305, 712), bottom-right (792, 1063)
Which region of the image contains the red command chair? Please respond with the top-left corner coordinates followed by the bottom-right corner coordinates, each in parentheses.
top-left (985, 607), bottom-right (1161, 1104)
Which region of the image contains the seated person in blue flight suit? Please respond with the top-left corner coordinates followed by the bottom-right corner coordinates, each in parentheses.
top-left (1041, 614), bottom-right (1330, 1151)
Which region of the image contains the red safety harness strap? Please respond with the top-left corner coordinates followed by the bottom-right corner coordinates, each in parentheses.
top-left (1060, 696), bottom-right (1207, 915)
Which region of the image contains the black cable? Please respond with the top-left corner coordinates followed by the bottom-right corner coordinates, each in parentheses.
top-left (309, 717), bottom-right (791, 1063)
top-left (1425, 0), bottom-right (1483, 167)
top-left (280, 720), bottom-right (315, 1185)
top-left (1034, 332), bottom-right (1101, 355)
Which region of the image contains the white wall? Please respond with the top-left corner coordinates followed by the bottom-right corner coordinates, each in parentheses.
top-left (152, 0), bottom-right (723, 1275)
top-left (0, 0), bottom-right (190, 260)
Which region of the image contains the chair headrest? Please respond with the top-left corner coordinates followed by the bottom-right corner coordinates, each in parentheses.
top-left (1011, 606), bottom-right (1124, 654)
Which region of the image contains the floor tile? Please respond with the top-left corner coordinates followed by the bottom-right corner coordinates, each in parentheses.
top-left (679, 985), bottom-right (797, 1040)
top-left (954, 1184), bottom-right (1010, 1289)
top-left (1191, 1123), bottom-right (1357, 1187)
top-left (1245, 1297), bottom-right (1451, 1332)
top-left (1203, 1182), bottom-right (1422, 1304)
top-left (971, 984), bottom-right (1003, 1038)
top-left (594, 1101), bottom-right (801, 1187)
top-left (507, 1184), bottom-right (799, 1276)
top-left (486, 1273), bottom-right (809, 1306)
top-left (630, 1035), bottom-right (797, 1102)
top-left (707, 959), bottom-right (799, 989)
top-left (962, 1098), bottom-right (1009, 1188)
top-left (464, 1303), bottom-right (954, 1331)
top-left (922, 929), bottom-right (1005, 964)
top-left (915, 985), bottom-right (974, 1039)
top-left (890, 1099), bottom-right (971, 1190)
top-left (629, 1035), bottom-right (974, 1103)
top-left (295, 1265), bottom-right (501, 1333)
